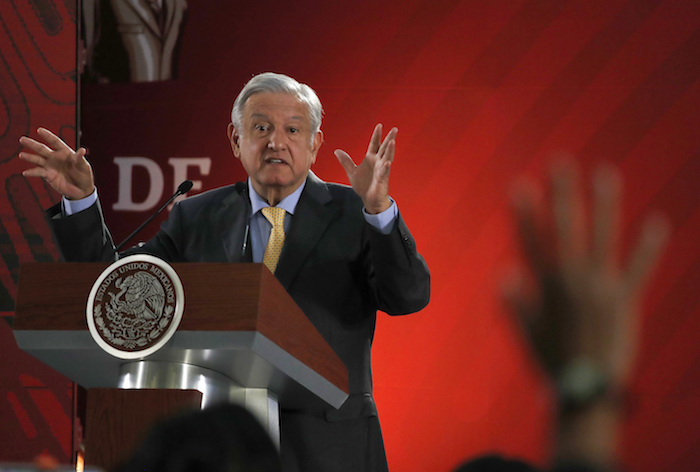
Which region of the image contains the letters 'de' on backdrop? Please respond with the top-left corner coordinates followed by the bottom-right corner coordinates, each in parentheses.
top-left (2, 1), bottom-right (700, 471)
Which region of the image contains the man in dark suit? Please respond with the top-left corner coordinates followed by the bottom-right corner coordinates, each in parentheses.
top-left (18, 73), bottom-right (430, 472)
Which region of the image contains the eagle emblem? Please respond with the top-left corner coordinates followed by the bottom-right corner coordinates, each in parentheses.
top-left (109, 272), bottom-right (165, 320)
top-left (87, 255), bottom-right (184, 358)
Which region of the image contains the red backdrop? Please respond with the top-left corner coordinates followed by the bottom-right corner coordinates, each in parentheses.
top-left (2, 1), bottom-right (700, 470)
top-left (0, 0), bottom-right (77, 464)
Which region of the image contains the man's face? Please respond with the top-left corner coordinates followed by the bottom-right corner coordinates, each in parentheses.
top-left (228, 92), bottom-right (323, 202)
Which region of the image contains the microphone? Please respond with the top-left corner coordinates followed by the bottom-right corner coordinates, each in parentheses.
top-left (236, 181), bottom-right (251, 257)
top-left (115, 180), bottom-right (194, 252)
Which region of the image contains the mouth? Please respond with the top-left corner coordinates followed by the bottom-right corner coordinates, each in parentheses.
top-left (265, 157), bottom-right (288, 165)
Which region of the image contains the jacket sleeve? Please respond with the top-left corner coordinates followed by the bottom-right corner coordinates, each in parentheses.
top-left (46, 200), bottom-right (117, 262)
top-left (365, 212), bottom-right (430, 315)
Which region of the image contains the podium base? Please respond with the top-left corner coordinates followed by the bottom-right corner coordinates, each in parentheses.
top-left (118, 360), bottom-right (280, 447)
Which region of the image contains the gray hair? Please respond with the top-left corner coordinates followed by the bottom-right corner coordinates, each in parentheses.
top-left (231, 72), bottom-right (323, 137)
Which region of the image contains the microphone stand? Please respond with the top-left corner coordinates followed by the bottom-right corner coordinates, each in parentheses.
top-left (115, 180), bottom-right (193, 252)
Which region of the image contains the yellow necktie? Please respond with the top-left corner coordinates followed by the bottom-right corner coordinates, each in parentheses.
top-left (261, 206), bottom-right (286, 273)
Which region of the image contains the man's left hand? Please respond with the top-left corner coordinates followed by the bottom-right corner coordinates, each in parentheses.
top-left (335, 123), bottom-right (397, 214)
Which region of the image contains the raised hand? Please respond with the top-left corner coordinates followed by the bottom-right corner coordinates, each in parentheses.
top-left (334, 124), bottom-right (397, 214)
top-left (504, 160), bottom-right (670, 392)
top-left (18, 127), bottom-right (95, 200)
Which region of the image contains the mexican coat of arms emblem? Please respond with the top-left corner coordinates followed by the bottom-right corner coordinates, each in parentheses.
top-left (86, 255), bottom-right (184, 359)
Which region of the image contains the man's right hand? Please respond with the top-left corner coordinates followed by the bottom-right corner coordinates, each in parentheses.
top-left (18, 127), bottom-right (95, 200)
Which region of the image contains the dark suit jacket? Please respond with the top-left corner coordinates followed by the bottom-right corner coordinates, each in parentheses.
top-left (48, 173), bottom-right (430, 472)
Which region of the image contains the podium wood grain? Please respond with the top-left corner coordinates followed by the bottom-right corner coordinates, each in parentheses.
top-left (84, 389), bottom-right (202, 470)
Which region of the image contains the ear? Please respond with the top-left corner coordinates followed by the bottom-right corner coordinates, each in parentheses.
top-left (310, 130), bottom-right (324, 164)
top-left (227, 122), bottom-right (241, 158)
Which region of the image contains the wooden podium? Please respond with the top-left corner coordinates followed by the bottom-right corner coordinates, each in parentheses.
top-left (13, 262), bottom-right (349, 470)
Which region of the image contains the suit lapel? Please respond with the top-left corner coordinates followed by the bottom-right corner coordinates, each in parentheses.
top-left (125, 0), bottom-right (163, 38)
top-left (217, 186), bottom-right (252, 263)
top-left (274, 173), bottom-right (334, 290)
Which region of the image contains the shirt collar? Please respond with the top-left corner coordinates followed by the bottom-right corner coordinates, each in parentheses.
top-left (248, 177), bottom-right (306, 215)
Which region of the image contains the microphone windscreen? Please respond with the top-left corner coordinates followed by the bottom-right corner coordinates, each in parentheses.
top-left (178, 180), bottom-right (194, 194)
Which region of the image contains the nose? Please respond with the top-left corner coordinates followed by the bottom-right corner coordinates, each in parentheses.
top-left (267, 129), bottom-right (287, 151)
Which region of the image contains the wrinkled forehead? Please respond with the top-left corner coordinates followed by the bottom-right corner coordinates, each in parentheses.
top-left (243, 92), bottom-right (312, 122)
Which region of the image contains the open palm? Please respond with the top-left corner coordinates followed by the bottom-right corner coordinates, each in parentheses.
top-left (335, 124), bottom-right (397, 214)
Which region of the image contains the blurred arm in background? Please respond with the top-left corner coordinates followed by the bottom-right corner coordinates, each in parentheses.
top-left (503, 159), bottom-right (670, 471)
